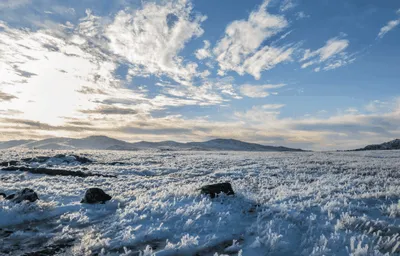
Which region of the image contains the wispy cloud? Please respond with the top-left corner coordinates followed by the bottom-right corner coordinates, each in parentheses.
top-left (300, 37), bottom-right (354, 71)
top-left (80, 106), bottom-right (138, 115)
top-left (378, 9), bottom-right (400, 38)
top-left (239, 84), bottom-right (285, 98)
top-left (0, 91), bottom-right (17, 102)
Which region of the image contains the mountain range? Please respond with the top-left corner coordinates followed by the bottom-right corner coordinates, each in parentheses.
top-left (0, 136), bottom-right (304, 152)
top-left (1, 136), bottom-right (399, 152)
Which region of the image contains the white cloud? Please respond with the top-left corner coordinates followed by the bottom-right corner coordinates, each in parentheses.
top-left (345, 108), bottom-right (358, 114)
top-left (300, 37), bottom-right (351, 71)
top-left (302, 38), bottom-right (349, 62)
top-left (301, 61), bottom-right (313, 69)
top-left (242, 46), bottom-right (293, 79)
top-left (240, 83), bottom-right (285, 98)
top-left (378, 18), bottom-right (400, 38)
top-left (195, 40), bottom-right (212, 60)
top-left (213, 0), bottom-right (293, 79)
top-left (261, 104), bottom-right (285, 109)
top-left (105, 0), bottom-right (206, 84)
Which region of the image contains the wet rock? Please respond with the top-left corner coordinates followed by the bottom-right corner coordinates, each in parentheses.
top-left (8, 188), bottom-right (39, 203)
top-left (200, 182), bottom-right (235, 198)
top-left (81, 188), bottom-right (112, 204)
top-left (0, 193), bottom-right (6, 198)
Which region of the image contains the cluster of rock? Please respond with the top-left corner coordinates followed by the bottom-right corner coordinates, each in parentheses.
top-left (0, 188), bottom-right (39, 203)
top-left (0, 154), bottom-right (117, 178)
top-left (1, 182), bottom-right (235, 206)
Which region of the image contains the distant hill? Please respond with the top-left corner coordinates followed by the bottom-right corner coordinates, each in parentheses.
top-left (354, 139), bottom-right (400, 151)
top-left (186, 139), bottom-right (302, 152)
top-left (0, 140), bottom-right (35, 149)
top-left (0, 136), bottom-right (304, 152)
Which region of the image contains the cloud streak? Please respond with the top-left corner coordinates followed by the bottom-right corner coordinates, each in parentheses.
top-left (300, 37), bottom-right (353, 71)
top-left (239, 84), bottom-right (285, 98)
top-left (378, 10), bottom-right (400, 38)
top-left (0, 91), bottom-right (17, 102)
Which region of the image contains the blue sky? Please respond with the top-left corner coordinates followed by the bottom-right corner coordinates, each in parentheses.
top-left (0, 0), bottom-right (399, 150)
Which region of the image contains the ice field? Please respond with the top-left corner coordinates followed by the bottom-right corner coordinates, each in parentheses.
top-left (0, 149), bottom-right (399, 255)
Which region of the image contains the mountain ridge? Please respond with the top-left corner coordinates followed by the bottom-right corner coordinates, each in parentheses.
top-left (353, 139), bottom-right (400, 151)
top-left (0, 135), bottom-right (304, 152)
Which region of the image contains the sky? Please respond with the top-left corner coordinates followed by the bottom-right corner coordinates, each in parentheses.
top-left (0, 0), bottom-right (399, 150)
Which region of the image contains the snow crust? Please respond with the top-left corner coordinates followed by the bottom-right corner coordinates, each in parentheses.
top-left (0, 149), bottom-right (399, 255)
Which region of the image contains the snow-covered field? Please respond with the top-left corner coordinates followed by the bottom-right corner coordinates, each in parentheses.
top-left (0, 149), bottom-right (399, 256)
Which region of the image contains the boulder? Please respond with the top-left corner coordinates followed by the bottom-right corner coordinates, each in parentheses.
top-left (7, 188), bottom-right (39, 203)
top-left (5, 194), bottom-right (15, 200)
top-left (200, 182), bottom-right (235, 198)
top-left (81, 188), bottom-right (112, 204)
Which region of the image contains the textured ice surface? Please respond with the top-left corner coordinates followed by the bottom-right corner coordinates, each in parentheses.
top-left (0, 149), bottom-right (399, 255)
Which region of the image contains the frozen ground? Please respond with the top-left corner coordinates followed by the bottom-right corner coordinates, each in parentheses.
top-left (0, 149), bottom-right (399, 256)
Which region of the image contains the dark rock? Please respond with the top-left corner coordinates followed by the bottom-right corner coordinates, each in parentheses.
top-left (1, 166), bottom-right (116, 178)
top-left (0, 193), bottom-right (6, 198)
top-left (21, 154), bottom-right (93, 164)
top-left (55, 154), bottom-right (93, 164)
top-left (0, 160), bottom-right (19, 167)
top-left (81, 188), bottom-right (112, 204)
top-left (5, 194), bottom-right (15, 200)
top-left (21, 240), bottom-right (75, 256)
top-left (200, 182), bottom-right (235, 198)
top-left (8, 188), bottom-right (39, 203)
